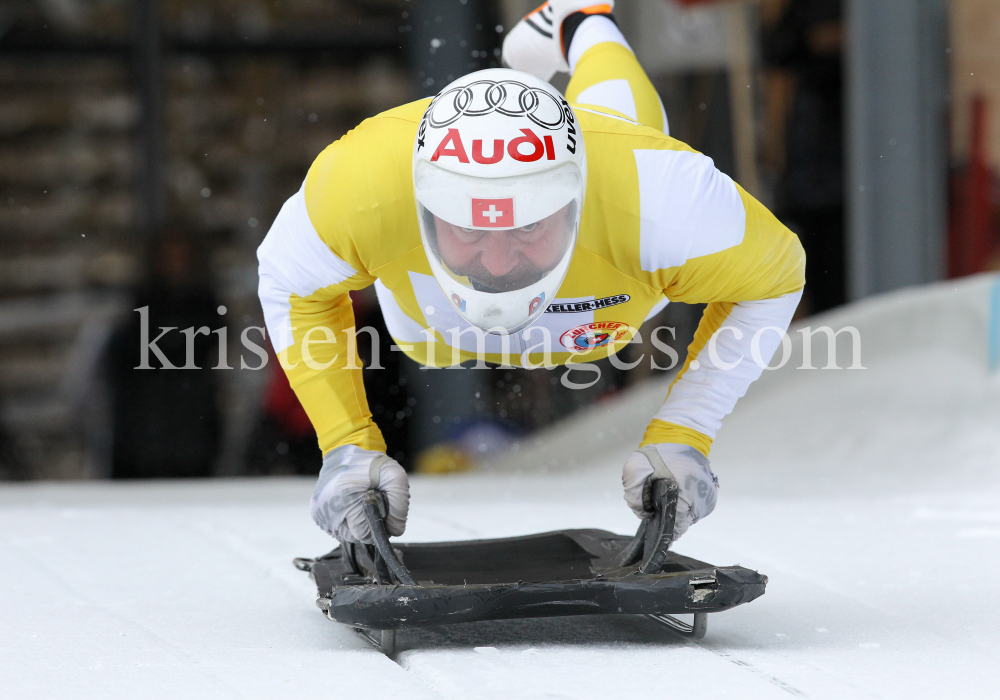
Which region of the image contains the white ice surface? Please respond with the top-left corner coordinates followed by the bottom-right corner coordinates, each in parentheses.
top-left (3, 275), bottom-right (1000, 699)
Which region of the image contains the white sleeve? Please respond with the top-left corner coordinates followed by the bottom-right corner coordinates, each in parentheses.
top-left (653, 290), bottom-right (802, 440)
top-left (257, 184), bottom-right (358, 353)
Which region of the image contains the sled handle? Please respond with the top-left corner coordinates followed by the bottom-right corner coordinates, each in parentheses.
top-left (616, 478), bottom-right (679, 573)
top-left (361, 490), bottom-right (417, 586)
top-left (639, 479), bottom-right (679, 573)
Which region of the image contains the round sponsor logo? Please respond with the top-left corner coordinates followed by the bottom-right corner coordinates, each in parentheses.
top-left (560, 321), bottom-right (632, 351)
top-left (451, 293), bottom-right (466, 312)
top-left (528, 292), bottom-right (545, 315)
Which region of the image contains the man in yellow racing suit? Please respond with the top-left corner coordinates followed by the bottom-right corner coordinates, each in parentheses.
top-left (257, 2), bottom-right (804, 545)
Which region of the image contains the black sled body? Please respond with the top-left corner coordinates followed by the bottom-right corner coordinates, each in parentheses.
top-left (294, 482), bottom-right (767, 652)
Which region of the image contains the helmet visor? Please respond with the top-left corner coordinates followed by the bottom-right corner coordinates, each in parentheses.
top-left (420, 199), bottom-right (578, 295)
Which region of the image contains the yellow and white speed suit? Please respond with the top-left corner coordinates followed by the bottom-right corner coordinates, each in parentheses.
top-left (258, 41), bottom-right (805, 461)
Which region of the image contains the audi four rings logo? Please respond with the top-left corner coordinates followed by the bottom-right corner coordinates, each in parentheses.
top-left (426, 80), bottom-right (569, 130)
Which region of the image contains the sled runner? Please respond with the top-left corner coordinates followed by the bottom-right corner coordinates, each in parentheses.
top-left (294, 481), bottom-right (767, 655)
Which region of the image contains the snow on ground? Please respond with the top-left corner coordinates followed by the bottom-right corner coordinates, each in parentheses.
top-left (2, 274), bottom-right (999, 699)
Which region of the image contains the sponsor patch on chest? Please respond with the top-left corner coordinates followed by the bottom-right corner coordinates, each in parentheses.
top-left (545, 294), bottom-right (630, 313)
top-left (560, 321), bottom-right (633, 351)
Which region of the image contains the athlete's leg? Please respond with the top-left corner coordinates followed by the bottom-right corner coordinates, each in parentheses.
top-left (564, 15), bottom-right (668, 133)
top-left (503, 2), bottom-right (614, 82)
top-left (502, 2), bottom-right (667, 133)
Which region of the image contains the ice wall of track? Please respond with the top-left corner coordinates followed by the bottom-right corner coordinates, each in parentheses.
top-left (481, 272), bottom-right (1000, 494)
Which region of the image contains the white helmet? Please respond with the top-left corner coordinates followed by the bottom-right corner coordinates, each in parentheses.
top-left (413, 68), bottom-right (587, 333)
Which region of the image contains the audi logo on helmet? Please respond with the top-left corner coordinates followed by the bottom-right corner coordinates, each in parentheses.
top-left (416, 74), bottom-right (578, 159)
top-left (430, 128), bottom-right (556, 165)
top-left (425, 79), bottom-right (568, 130)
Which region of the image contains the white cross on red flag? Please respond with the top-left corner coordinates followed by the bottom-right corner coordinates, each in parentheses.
top-left (471, 198), bottom-right (514, 228)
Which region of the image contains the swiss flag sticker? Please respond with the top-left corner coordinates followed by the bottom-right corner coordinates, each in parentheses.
top-left (471, 198), bottom-right (514, 228)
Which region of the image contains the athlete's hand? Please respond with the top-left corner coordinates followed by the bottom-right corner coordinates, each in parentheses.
top-left (621, 443), bottom-right (718, 541)
top-left (310, 446), bottom-right (409, 544)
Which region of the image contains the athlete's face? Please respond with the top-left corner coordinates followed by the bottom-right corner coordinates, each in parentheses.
top-left (433, 204), bottom-right (573, 293)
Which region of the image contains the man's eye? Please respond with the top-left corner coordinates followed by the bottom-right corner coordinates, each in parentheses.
top-left (519, 223), bottom-right (538, 232)
top-left (455, 227), bottom-right (485, 243)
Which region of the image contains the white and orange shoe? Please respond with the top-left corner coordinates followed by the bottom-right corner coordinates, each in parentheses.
top-left (501, 1), bottom-right (615, 82)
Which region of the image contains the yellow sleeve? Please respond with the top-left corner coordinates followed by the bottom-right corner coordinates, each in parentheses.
top-left (257, 103), bottom-right (426, 456)
top-left (282, 285), bottom-right (384, 455)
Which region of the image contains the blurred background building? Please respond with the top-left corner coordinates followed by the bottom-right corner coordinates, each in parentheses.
top-left (0, 0), bottom-right (996, 481)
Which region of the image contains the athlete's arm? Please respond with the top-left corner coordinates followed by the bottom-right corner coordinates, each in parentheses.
top-left (637, 153), bottom-right (806, 457)
top-left (613, 149), bottom-right (802, 535)
top-left (257, 180), bottom-right (384, 455)
top-left (258, 173), bottom-right (416, 544)
top-left (257, 103), bottom-right (425, 456)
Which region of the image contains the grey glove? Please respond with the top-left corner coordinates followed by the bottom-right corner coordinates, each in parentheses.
top-left (310, 445), bottom-right (409, 544)
top-left (621, 443), bottom-right (718, 541)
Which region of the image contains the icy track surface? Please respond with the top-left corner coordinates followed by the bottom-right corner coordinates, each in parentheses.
top-left (3, 275), bottom-right (1000, 699)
